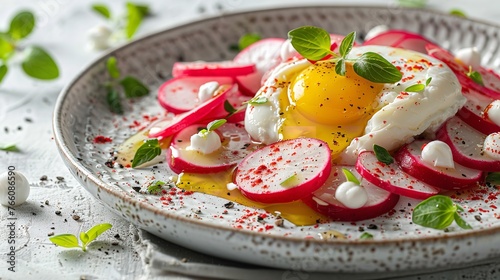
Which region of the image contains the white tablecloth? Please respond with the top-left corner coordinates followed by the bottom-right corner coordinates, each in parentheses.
top-left (1, 0), bottom-right (500, 279)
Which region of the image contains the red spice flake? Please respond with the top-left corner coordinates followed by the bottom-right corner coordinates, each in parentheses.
top-left (259, 213), bottom-right (268, 219)
top-left (265, 225), bottom-right (274, 231)
top-left (93, 135), bottom-right (113, 144)
top-left (490, 205), bottom-right (498, 209)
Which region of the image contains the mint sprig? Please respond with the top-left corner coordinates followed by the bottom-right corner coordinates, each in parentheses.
top-left (104, 56), bottom-right (150, 114)
top-left (404, 77), bottom-right (432, 93)
top-left (49, 223), bottom-right (112, 252)
top-left (412, 195), bottom-right (472, 230)
top-left (91, 2), bottom-right (150, 42)
top-left (0, 11), bottom-right (59, 86)
top-left (132, 138), bottom-right (161, 168)
top-left (467, 66), bottom-right (484, 86)
top-left (198, 119), bottom-right (227, 136)
top-left (288, 26), bottom-right (402, 84)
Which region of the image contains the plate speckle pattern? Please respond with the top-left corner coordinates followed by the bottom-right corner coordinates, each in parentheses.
top-left (54, 6), bottom-right (500, 272)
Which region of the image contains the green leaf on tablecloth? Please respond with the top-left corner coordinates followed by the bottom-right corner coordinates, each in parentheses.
top-left (125, 2), bottom-right (149, 39)
top-left (0, 65), bottom-right (8, 84)
top-left (120, 76), bottom-right (149, 98)
top-left (8, 11), bottom-right (35, 41)
top-left (83, 223), bottom-right (112, 247)
top-left (21, 46), bottom-right (60, 80)
top-left (0, 34), bottom-right (15, 61)
top-left (49, 234), bottom-right (81, 249)
top-left (92, 4), bottom-right (112, 19)
top-left (0, 144), bottom-right (20, 152)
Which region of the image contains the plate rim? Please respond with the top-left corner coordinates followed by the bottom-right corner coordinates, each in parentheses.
top-left (53, 4), bottom-right (500, 248)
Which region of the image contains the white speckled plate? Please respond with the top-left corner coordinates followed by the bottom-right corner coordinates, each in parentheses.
top-left (53, 6), bottom-right (500, 272)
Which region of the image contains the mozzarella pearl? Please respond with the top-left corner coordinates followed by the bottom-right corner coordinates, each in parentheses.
top-left (421, 140), bottom-right (455, 168)
top-left (335, 181), bottom-right (368, 209)
top-left (0, 171), bottom-right (30, 207)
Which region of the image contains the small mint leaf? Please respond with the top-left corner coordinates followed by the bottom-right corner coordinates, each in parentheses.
top-left (359, 232), bottom-right (373, 239)
top-left (120, 76), bottom-right (149, 98)
top-left (0, 144), bottom-right (20, 152)
top-left (106, 56), bottom-right (121, 79)
top-left (0, 64), bottom-right (8, 84)
top-left (85, 223), bottom-right (112, 244)
top-left (147, 181), bottom-right (165, 194)
top-left (353, 52), bottom-right (402, 83)
top-left (335, 59), bottom-right (346, 76)
top-left (106, 87), bottom-right (123, 114)
top-left (8, 11), bottom-right (35, 41)
top-left (373, 144), bottom-right (394, 165)
top-left (339, 31), bottom-right (355, 58)
top-left (341, 168), bottom-right (360, 185)
top-left (224, 100), bottom-right (237, 114)
top-left (21, 46), bottom-right (59, 80)
top-left (207, 119), bottom-right (226, 132)
top-left (247, 96), bottom-right (268, 105)
top-left (92, 4), bottom-right (112, 19)
top-left (404, 83), bottom-right (426, 92)
top-left (49, 234), bottom-right (81, 249)
top-left (132, 139), bottom-right (161, 168)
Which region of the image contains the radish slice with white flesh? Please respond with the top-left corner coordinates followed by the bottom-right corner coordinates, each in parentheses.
top-left (233, 38), bottom-right (285, 96)
top-left (234, 138), bottom-right (331, 204)
top-left (158, 76), bottom-right (235, 113)
top-left (456, 86), bottom-right (500, 135)
top-left (167, 123), bottom-right (257, 174)
top-left (426, 44), bottom-right (500, 99)
top-left (395, 140), bottom-right (482, 190)
top-left (303, 166), bottom-right (400, 222)
top-left (436, 116), bottom-right (500, 171)
top-left (172, 61), bottom-right (256, 78)
top-left (356, 151), bottom-right (439, 199)
top-left (363, 30), bottom-right (435, 53)
top-left (148, 84), bottom-right (237, 139)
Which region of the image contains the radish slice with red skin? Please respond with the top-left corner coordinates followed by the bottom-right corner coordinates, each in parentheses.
top-left (172, 61), bottom-right (256, 78)
top-left (167, 123), bottom-right (257, 174)
top-left (148, 84), bottom-right (237, 139)
top-left (158, 76), bottom-right (235, 113)
top-left (436, 116), bottom-right (500, 171)
top-left (233, 38), bottom-right (285, 96)
top-left (200, 89), bottom-right (250, 123)
top-left (356, 151), bottom-right (439, 200)
top-left (363, 30), bottom-right (435, 53)
top-left (395, 140), bottom-right (482, 190)
top-left (426, 44), bottom-right (500, 99)
top-left (456, 86), bottom-right (500, 135)
top-left (234, 138), bottom-right (331, 204)
top-left (303, 166), bottom-right (400, 222)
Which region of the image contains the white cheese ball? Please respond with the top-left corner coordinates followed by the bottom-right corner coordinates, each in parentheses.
top-left (0, 170), bottom-right (30, 207)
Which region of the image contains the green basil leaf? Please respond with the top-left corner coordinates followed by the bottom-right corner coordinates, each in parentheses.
top-left (80, 232), bottom-right (89, 244)
top-left (106, 56), bottom-right (120, 79)
top-left (454, 212), bottom-right (473, 229)
top-left (224, 100), bottom-right (237, 114)
top-left (0, 35), bottom-right (15, 60)
top-left (132, 139), bottom-right (161, 168)
top-left (341, 168), bottom-right (360, 185)
top-left (485, 172), bottom-right (500, 186)
top-left (0, 144), bottom-right (20, 152)
top-left (92, 4), bottom-right (112, 19)
top-left (125, 2), bottom-right (144, 39)
top-left (8, 11), bottom-right (35, 41)
top-left (404, 83), bottom-right (426, 92)
top-left (335, 59), bottom-right (346, 76)
top-left (238, 33), bottom-right (261, 51)
top-left (397, 0), bottom-right (428, 8)
top-left (85, 223), bottom-right (112, 243)
top-left (339, 31), bottom-right (355, 58)
top-left (412, 195), bottom-right (457, 230)
top-left (359, 232), bottom-right (373, 239)
top-left (247, 96), bottom-right (268, 105)
top-left (106, 87), bottom-right (123, 114)
top-left (147, 181), bottom-right (165, 194)
top-left (49, 234), bottom-right (81, 248)
top-left (207, 119), bottom-right (227, 132)
top-left (134, 4), bottom-right (150, 17)
top-left (0, 64), bottom-right (8, 84)
top-left (288, 26), bottom-right (332, 61)
top-left (373, 144), bottom-right (394, 165)
top-left (450, 9), bottom-right (467, 18)
top-left (353, 52), bottom-right (402, 83)
top-left (467, 70), bottom-right (484, 86)
top-left (21, 46), bottom-right (59, 80)
top-left (120, 76), bottom-right (149, 98)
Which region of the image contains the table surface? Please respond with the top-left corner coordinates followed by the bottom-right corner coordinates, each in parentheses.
top-left (1, 0), bottom-right (500, 279)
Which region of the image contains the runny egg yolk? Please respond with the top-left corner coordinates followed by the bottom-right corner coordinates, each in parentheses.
top-left (280, 61), bottom-right (384, 158)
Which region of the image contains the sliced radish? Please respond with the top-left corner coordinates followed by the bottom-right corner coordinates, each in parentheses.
top-left (436, 116), bottom-right (500, 171)
top-left (167, 123), bottom-right (257, 174)
top-left (148, 84), bottom-right (237, 139)
top-left (456, 87), bottom-right (500, 135)
top-left (303, 166), bottom-right (400, 222)
top-left (233, 38), bottom-right (285, 96)
top-left (355, 151), bottom-right (439, 199)
top-left (234, 138), bottom-right (331, 204)
top-left (363, 30), bottom-right (435, 53)
top-left (158, 76), bottom-right (235, 113)
top-left (395, 140), bottom-right (482, 190)
top-left (172, 61), bottom-right (256, 78)
top-left (200, 89), bottom-right (250, 123)
top-left (426, 44), bottom-right (500, 99)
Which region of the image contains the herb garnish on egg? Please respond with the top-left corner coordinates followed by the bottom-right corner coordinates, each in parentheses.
top-left (288, 26), bottom-right (402, 83)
